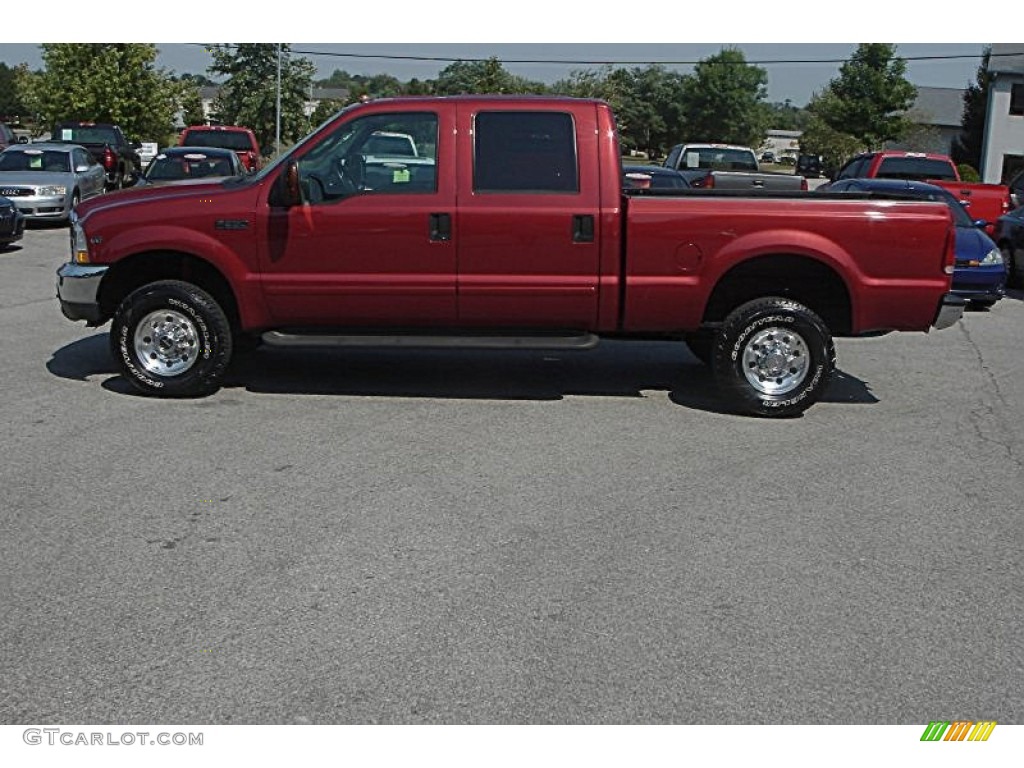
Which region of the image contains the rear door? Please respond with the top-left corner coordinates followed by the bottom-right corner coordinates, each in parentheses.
top-left (454, 105), bottom-right (602, 328)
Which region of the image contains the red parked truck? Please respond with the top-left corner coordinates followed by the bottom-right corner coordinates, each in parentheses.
top-left (56, 97), bottom-right (963, 417)
top-left (179, 125), bottom-right (262, 173)
top-left (830, 150), bottom-right (1012, 235)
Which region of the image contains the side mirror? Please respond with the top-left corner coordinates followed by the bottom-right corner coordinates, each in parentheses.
top-left (974, 219), bottom-right (989, 229)
top-left (131, 141), bottom-right (141, 150)
top-left (269, 159), bottom-right (303, 208)
top-left (75, 165), bottom-right (89, 173)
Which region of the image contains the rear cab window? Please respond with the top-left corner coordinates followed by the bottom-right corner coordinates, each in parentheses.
top-left (184, 130), bottom-right (254, 152)
top-left (875, 156), bottom-right (958, 181)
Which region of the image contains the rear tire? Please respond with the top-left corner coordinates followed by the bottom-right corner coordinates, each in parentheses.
top-left (712, 297), bottom-right (835, 418)
top-left (110, 280), bottom-right (233, 397)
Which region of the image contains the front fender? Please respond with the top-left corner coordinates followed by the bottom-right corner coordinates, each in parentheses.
top-left (95, 224), bottom-right (269, 329)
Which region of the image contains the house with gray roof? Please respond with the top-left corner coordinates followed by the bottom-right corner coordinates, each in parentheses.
top-left (885, 86), bottom-right (965, 155)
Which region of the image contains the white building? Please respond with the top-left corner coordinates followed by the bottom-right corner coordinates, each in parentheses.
top-left (980, 44), bottom-right (1024, 183)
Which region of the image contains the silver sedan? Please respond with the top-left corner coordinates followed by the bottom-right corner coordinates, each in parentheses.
top-left (0, 143), bottom-right (105, 223)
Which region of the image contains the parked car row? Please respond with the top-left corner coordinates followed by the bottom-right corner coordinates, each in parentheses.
top-left (0, 122), bottom-right (261, 226)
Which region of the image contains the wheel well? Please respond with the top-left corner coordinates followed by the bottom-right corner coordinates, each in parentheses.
top-left (703, 254), bottom-right (852, 335)
top-left (99, 251), bottom-right (241, 330)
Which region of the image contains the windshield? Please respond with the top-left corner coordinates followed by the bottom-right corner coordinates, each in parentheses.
top-left (57, 126), bottom-right (117, 144)
top-left (183, 130), bottom-right (253, 151)
top-left (0, 149), bottom-right (70, 173)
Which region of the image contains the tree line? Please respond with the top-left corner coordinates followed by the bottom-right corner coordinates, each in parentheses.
top-left (0, 43), bottom-right (991, 173)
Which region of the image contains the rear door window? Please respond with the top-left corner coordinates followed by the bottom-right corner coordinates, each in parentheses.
top-left (473, 111), bottom-right (579, 193)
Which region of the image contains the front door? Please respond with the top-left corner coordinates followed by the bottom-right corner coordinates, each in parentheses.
top-left (257, 109), bottom-right (456, 326)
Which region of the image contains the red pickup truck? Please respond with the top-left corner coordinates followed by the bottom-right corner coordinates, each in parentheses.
top-left (831, 151), bottom-right (1012, 235)
top-left (56, 96), bottom-right (963, 417)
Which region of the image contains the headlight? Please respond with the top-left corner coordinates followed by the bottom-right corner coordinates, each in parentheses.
top-left (71, 218), bottom-right (89, 264)
top-left (980, 248), bottom-right (1003, 266)
top-left (38, 185), bottom-right (66, 197)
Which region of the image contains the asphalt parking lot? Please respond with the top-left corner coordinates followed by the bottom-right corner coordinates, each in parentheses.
top-left (1, 224), bottom-right (1022, 725)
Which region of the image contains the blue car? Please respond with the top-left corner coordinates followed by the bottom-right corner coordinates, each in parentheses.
top-left (824, 178), bottom-right (1007, 307)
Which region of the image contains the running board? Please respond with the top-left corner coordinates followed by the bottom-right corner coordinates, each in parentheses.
top-left (261, 330), bottom-right (600, 350)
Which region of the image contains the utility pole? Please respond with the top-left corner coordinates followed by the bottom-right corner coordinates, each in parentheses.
top-left (275, 43), bottom-right (282, 156)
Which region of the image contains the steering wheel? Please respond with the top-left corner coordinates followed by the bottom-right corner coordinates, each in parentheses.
top-left (339, 152), bottom-right (365, 191)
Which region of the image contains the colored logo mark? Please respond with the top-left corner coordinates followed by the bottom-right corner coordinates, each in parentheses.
top-left (920, 721), bottom-right (997, 742)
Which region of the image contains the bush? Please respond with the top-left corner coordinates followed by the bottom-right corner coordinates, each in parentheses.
top-left (957, 164), bottom-right (980, 182)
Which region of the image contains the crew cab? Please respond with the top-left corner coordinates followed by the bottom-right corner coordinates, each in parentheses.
top-left (52, 121), bottom-right (141, 190)
top-left (55, 97), bottom-right (962, 417)
top-left (830, 151), bottom-right (1012, 235)
top-left (663, 143), bottom-right (808, 191)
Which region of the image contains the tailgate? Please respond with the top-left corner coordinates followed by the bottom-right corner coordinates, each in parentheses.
top-left (932, 181), bottom-right (1010, 232)
top-left (712, 172), bottom-right (806, 191)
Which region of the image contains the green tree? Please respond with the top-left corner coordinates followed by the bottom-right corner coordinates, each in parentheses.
top-left (18, 44), bottom-right (180, 140)
top-left (208, 44), bottom-right (315, 155)
top-left (799, 91), bottom-right (864, 174)
top-left (435, 58), bottom-right (515, 94)
top-left (615, 66), bottom-right (686, 158)
top-left (309, 99), bottom-right (345, 127)
top-left (177, 72), bottom-right (219, 88)
top-left (0, 62), bottom-right (29, 117)
top-left (952, 47), bottom-right (991, 170)
top-left (766, 100), bottom-right (811, 131)
top-left (680, 48), bottom-right (771, 146)
top-left (173, 79), bottom-right (205, 129)
top-left (551, 65), bottom-right (685, 158)
top-left (812, 43), bottom-right (917, 150)
top-left (404, 78), bottom-right (433, 96)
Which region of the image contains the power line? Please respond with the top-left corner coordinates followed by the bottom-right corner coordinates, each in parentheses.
top-left (190, 43), bottom-right (1005, 68)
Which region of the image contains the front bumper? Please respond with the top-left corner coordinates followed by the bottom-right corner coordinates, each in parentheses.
top-left (12, 193), bottom-right (70, 220)
top-left (56, 262), bottom-right (108, 324)
top-left (932, 292), bottom-right (967, 330)
top-left (952, 266), bottom-right (1007, 303)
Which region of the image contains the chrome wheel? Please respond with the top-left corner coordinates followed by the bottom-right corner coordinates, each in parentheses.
top-left (741, 326), bottom-right (809, 395)
top-left (133, 309), bottom-right (199, 376)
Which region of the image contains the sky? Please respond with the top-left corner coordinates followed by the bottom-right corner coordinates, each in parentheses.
top-left (0, 2), bottom-right (1009, 107)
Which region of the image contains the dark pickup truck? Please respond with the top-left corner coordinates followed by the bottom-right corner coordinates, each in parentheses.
top-left (55, 96), bottom-right (962, 418)
top-left (52, 122), bottom-right (141, 190)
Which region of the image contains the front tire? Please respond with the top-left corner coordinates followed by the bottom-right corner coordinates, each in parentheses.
top-left (712, 297), bottom-right (835, 418)
top-left (110, 280), bottom-right (233, 397)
